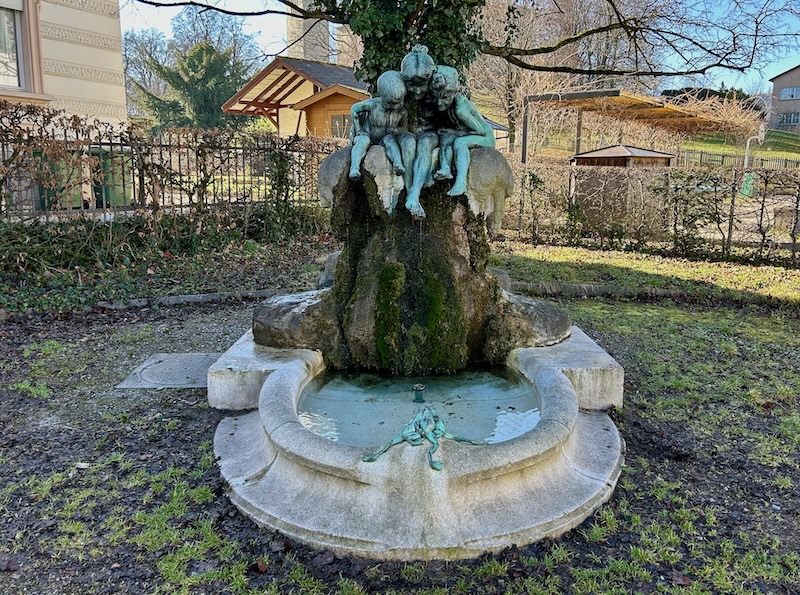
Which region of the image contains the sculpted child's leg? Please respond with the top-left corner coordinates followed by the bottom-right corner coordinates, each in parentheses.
top-left (349, 134), bottom-right (372, 179)
top-left (381, 135), bottom-right (405, 175)
top-left (405, 132), bottom-right (438, 218)
top-left (397, 132), bottom-right (416, 196)
top-left (434, 131), bottom-right (459, 181)
top-left (446, 135), bottom-right (486, 196)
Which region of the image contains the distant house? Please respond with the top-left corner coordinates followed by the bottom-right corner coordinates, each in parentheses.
top-left (222, 56), bottom-right (369, 138)
top-left (571, 145), bottom-right (673, 167)
top-left (770, 65), bottom-right (800, 132)
top-left (0, 0), bottom-right (126, 122)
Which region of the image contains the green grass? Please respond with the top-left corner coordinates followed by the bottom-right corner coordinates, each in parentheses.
top-left (491, 242), bottom-right (800, 305)
top-left (2, 244), bottom-right (799, 594)
top-left (682, 129), bottom-right (800, 160)
top-left (3, 297), bottom-right (798, 593)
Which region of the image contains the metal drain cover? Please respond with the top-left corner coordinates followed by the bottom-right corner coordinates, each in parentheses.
top-left (117, 353), bottom-right (222, 389)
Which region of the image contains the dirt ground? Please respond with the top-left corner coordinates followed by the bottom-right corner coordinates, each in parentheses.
top-left (1, 279), bottom-right (798, 593)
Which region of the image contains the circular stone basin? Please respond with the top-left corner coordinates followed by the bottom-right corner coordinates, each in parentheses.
top-left (297, 367), bottom-right (540, 447)
top-left (214, 343), bottom-right (624, 560)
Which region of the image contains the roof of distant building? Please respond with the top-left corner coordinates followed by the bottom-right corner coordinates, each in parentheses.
top-left (769, 64), bottom-right (800, 82)
top-left (223, 57), bottom-right (367, 123)
top-left (526, 89), bottom-right (719, 131)
top-left (278, 57), bottom-right (368, 91)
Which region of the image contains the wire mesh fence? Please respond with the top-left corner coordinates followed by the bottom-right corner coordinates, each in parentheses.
top-left (505, 159), bottom-right (800, 264)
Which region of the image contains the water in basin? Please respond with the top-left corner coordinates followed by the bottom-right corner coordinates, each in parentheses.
top-left (297, 367), bottom-right (540, 448)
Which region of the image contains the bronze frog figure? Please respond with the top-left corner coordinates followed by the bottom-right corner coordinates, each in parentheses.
top-left (362, 404), bottom-right (483, 470)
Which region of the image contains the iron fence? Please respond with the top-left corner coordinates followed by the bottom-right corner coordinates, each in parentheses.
top-left (1, 118), bottom-right (340, 223)
top-left (2, 99), bottom-right (799, 265)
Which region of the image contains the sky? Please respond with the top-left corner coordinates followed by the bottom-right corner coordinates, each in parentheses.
top-left (118, 0), bottom-right (289, 60)
top-left (117, 0), bottom-right (798, 94)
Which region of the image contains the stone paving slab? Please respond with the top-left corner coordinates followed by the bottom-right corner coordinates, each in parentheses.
top-left (117, 353), bottom-right (222, 389)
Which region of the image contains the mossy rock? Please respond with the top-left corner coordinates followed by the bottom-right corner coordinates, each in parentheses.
top-left (254, 147), bottom-right (571, 375)
top-left (328, 181), bottom-right (494, 375)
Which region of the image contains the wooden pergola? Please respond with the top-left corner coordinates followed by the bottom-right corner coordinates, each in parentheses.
top-left (521, 89), bottom-right (721, 162)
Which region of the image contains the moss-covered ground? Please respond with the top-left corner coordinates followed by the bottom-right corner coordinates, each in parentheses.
top-left (0, 238), bottom-right (798, 593)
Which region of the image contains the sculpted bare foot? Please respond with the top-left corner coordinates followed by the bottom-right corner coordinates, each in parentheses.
top-left (349, 169), bottom-right (362, 180)
top-left (447, 183), bottom-right (467, 196)
top-left (433, 168), bottom-right (453, 181)
top-left (405, 198), bottom-right (426, 218)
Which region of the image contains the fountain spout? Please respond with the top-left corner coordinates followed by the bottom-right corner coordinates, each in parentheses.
top-left (413, 383), bottom-right (426, 403)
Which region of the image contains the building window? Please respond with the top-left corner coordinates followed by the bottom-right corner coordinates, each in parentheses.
top-left (331, 114), bottom-right (351, 138)
top-left (779, 86), bottom-right (800, 101)
top-left (0, 1), bottom-right (44, 98)
top-left (0, 4), bottom-right (22, 88)
top-left (777, 112), bottom-right (800, 126)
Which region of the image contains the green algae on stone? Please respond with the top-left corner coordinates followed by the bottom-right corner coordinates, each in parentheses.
top-left (375, 262), bottom-right (406, 368)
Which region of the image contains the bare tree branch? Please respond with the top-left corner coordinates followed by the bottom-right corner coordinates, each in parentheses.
top-left (132, 0), bottom-right (800, 78)
top-left (133, 0), bottom-right (347, 24)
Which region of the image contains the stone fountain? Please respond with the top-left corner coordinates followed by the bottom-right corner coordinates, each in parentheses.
top-left (208, 47), bottom-right (624, 560)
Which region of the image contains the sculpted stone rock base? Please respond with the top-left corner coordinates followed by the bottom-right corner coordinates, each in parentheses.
top-left (254, 146), bottom-right (569, 375)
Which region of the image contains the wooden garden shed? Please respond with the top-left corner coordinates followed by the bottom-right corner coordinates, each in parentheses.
top-left (571, 145), bottom-right (674, 167)
top-left (222, 57), bottom-right (368, 137)
top-left (292, 84), bottom-right (369, 138)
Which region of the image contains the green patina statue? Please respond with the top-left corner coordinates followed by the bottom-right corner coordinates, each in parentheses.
top-left (350, 45), bottom-right (495, 219)
top-left (362, 404), bottom-right (483, 470)
top-left (398, 45), bottom-right (438, 219)
top-left (429, 65), bottom-right (496, 196)
top-left (349, 70), bottom-right (410, 189)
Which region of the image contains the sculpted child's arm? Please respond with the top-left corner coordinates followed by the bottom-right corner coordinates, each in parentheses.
top-left (350, 99), bottom-right (374, 136)
top-left (453, 96), bottom-right (494, 146)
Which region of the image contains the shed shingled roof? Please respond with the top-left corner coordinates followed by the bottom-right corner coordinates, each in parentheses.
top-left (572, 145), bottom-right (674, 159)
top-left (222, 57), bottom-right (368, 123)
top-left (279, 58), bottom-right (368, 91)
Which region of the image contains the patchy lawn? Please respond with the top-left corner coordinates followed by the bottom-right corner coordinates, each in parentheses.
top-left (491, 242), bottom-right (800, 305)
top-left (0, 242), bottom-right (798, 594)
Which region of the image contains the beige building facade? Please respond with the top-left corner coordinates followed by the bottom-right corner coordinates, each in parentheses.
top-left (769, 64), bottom-right (800, 133)
top-left (0, 0), bottom-right (126, 122)
top-left (285, 0), bottom-right (360, 68)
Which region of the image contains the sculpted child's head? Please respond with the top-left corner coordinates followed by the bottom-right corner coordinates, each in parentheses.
top-left (377, 70), bottom-right (406, 111)
top-left (400, 45), bottom-right (435, 100)
top-left (430, 65), bottom-right (459, 111)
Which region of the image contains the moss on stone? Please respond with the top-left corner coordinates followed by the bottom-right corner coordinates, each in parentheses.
top-left (375, 262), bottom-right (406, 368)
top-left (322, 157), bottom-right (517, 375)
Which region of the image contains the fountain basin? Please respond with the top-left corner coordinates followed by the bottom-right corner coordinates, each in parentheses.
top-left (297, 367), bottom-right (541, 446)
top-left (213, 329), bottom-right (625, 560)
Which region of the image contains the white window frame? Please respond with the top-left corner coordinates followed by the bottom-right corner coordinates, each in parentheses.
top-left (330, 113), bottom-right (351, 138)
top-left (778, 86), bottom-right (800, 101)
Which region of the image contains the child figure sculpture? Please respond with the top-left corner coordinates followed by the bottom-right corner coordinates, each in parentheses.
top-left (430, 66), bottom-right (495, 197)
top-left (349, 70), bottom-right (408, 183)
